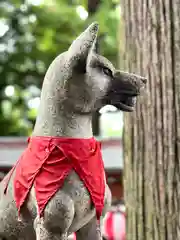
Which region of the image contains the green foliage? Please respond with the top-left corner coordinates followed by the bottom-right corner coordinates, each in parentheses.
top-left (0, 0), bottom-right (120, 136)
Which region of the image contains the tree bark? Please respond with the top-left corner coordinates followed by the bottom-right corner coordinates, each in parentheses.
top-left (121, 0), bottom-right (180, 239)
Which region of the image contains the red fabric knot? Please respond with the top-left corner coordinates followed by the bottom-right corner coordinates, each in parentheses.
top-left (4, 136), bottom-right (105, 220)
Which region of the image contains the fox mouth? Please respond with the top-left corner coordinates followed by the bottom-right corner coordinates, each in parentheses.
top-left (103, 73), bottom-right (146, 112)
top-left (117, 93), bottom-right (137, 112)
top-left (107, 91), bottom-right (139, 112)
top-left (103, 86), bottom-right (142, 112)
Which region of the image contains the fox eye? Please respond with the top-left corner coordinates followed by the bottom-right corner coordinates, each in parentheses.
top-left (102, 67), bottom-right (112, 77)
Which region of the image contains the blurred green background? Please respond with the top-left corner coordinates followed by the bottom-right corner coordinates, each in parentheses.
top-left (0, 0), bottom-right (121, 136)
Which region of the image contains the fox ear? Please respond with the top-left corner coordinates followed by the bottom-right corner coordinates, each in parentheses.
top-left (67, 22), bottom-right (99, 67)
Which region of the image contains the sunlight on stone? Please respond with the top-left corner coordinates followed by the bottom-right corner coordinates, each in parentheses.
top-left (5, 85), bottom-right (15, 97)
top-left (28, 97), bottom-right (40, 109)
top-left (76, 6), bottom-right (88, 20)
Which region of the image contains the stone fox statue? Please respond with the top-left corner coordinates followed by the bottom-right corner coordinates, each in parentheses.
top-left (0, 22), bottom-right (146, 240)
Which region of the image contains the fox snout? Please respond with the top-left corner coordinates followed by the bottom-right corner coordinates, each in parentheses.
top-left (114, 71), bottom-right (147, 95)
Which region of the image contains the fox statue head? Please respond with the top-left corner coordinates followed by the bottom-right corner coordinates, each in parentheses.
top-left (33, 22), bottom-right (147, 137)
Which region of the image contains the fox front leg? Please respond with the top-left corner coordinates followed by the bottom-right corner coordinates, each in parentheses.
top-left (34, 217), bottom-right (68, 240)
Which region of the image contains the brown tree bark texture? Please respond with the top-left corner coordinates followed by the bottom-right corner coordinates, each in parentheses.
top-left (121, 0), bottom-right (180, 239)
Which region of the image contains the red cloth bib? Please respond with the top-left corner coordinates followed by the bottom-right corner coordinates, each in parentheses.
top-left (4, 137), bottom-right (105, 220)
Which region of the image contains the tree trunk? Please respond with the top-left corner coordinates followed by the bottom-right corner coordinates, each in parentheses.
top-left (121, 1), bottom-right (180, 239)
